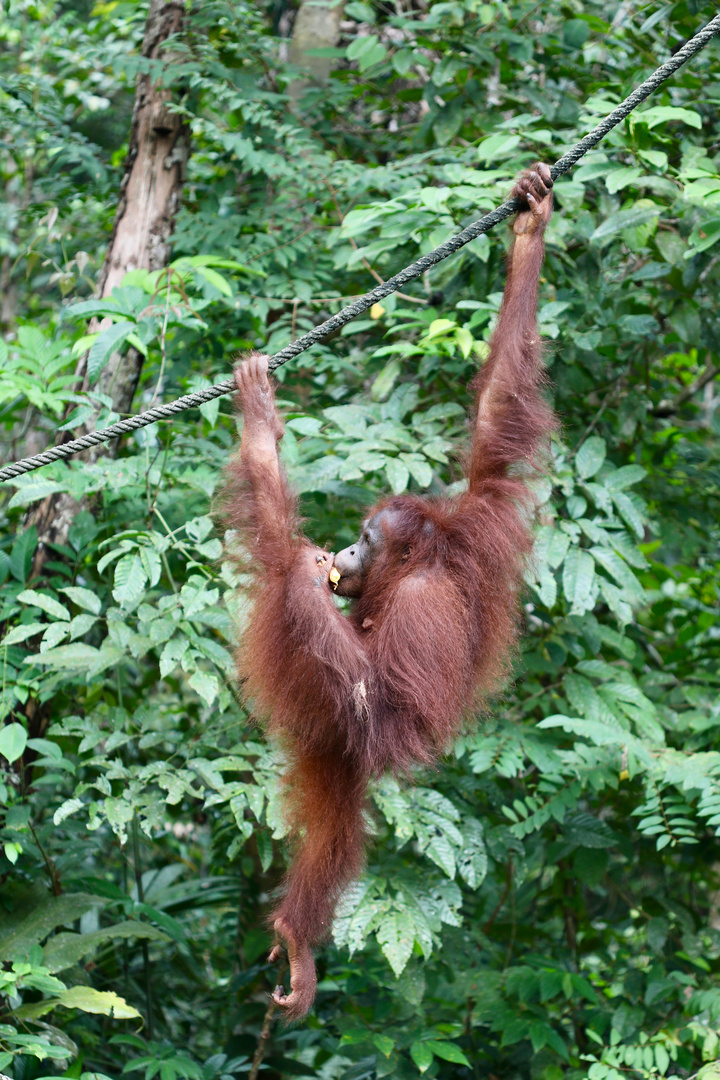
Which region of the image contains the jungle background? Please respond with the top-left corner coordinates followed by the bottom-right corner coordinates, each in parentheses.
top-left (1, 1), bottom-right (720, 1077)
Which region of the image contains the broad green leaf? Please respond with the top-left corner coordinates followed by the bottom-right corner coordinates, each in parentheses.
top-left (27, 644), bottom-right (100, 670)
top-left (10, 527), bottom-right (38, 583)
top-left (575, 435), bottom-right (606, 479)
top-left (8, 477), bottom-right (63, 509)
top-left (605, 166), bottom-right (643, 194)
top-left (400, 453), bottom-right (433, 488)
top-left (113, 553), bottom-right (147, 608)
top-left (0, 722), bottom-right (28, 764)
top-left (1, 623), bottom-right (46, 646)
top-left (385, 458), bottom-right (409, 494)
top-left (425, 832), bottom-right (456, 879)
top-left (376, 910), bottom-right (415, 976)
top-left (86, 320), bottom-right (135, 383)
top-left (476, 132), bottom-right (520, 161)
top-left (590, 204), bottom-right (660, 242)
top-left (41, 622), bottom-right (71, 651)
top-left (638, 105), bottom-right (702, 130)
top-left (69, 614), bottom-right (99, 640)
top-left (188, 670), bottom-right (219, 707)
top-left (373, 1034), bottom-right (394, 1057)
top-left (43, 922), bottom-right (170, 973)
top-left (0, 892), bottom-right (104, 959)
top-left (547, 530), bottom-right (571, 569)
top-left (192, 266), bottom-right (232, 296)
top-left (458, 818), bottom-right (487, 889)
top-left (426, 318), bottom-right (455, 338)
top-left (425, 1041), bottom-right (471, 1066)
top-left (410, 1041), bottom-right (434, 1072)
top-left (285, 416), bottom-right (322, 436)
top-left (612, 491), bottom-right (645, 537)
top-left (371, 359), bottom-right (402, 401)
top-left (160, 638), bottom-right (189, 678)
top-left (562, 548), bottom-right (596, 614)
top-left (590, 547), bottom-right (644, 602)
top-left (538, 715), bottom-right (643, 753)
top-left (59, 586), bottom-right (102, 615)
top-left (71, 332), bottom-right (100, 356)
top-left (324, 405), bottom-right (368, 438)
top-left (603, 465), bottom-right (646, 491)
top-left (17, 589), bottom-right (70, 621)
top-left (686, 217), bottom-right (720, 256)
top-left (340, 1029), bottom-right (373, 1046)
top-left (54, 986), bottom-right (140, 1018)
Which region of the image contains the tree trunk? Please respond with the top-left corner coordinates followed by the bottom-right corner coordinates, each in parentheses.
top-left (28, 0), bottom-right (190, 566)
top-left (288, 2), bottom-right (345, 101)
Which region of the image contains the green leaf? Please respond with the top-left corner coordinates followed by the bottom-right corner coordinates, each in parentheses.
top-left (424, 1041), bottom-right (471, 1067)
top-left (113, 553), bottom-right (147, 608)
top-left (638, 105), bottom-right (702, 130)
top-left (86, 321), bottom-right (135, 383)
top-left (686, 217), bottom-right (720, 256)
top-left (60, 586), bottom-right (102, 615)
top-left (562, 548), bottom-right (596, 614)
top-left (0, 723), bottom-right (28, 764)
top-left (386, 458), bottom-right (410, 494)
top-left (376, 910), bottom-right (415, 976)
top-left (410, 1042), bottom-right (434, 1072)
top-left (425, 832), bottom-right (456, 878)
top-left (458, 817), bottom-right (487, 889)
top-left (1, 623), bottom-right (46, 646)
top-left (71, 332), bottom-right (100, 356)
top-left (27, 644), bottom-right (100, 670)
top-left (0, 892), bottom-right (104, 959)
top-left (55, 986), bottom-right (140, 1018)
top-left (17, 589), bottom-right (70, 621)
top-left (10, 527), bottom-right (38, 583)
top-left (7, 477), bottom-right (63, 510)
top-left (371, 359), bottom-right (402, 401)
top-left (285, 416), bottom-right (322, 436)
top-left (346, 34), bottom-right (387, 71)
top-left (603, 465), bottom-right (646, 491)
top-left (340, 1029), bottom-right (372, 1046)
top-left (612, 491), bottom-right (645, 537)
top-left (476, 132), bottom-right (520, 162)
top-left (426, 318), bottom-right (456, 338)
top-left (193, 266), bottom-right (232, 296)
top-left (43, 922), bottom-right (170, 973)
top-left (575, 436), bottom-right (606, 479)
top-left (188, 670), bottom-right (219, 707)
top-left (590, 205), bottom-right (660, 242)
top-left (373, 1034), bottom-right (394, 1057)
top-left (605, 166), bottom-right (643, 194)
top-left (400, 453), bottom-right (433, 488)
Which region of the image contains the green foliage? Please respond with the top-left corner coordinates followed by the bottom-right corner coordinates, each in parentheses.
top-left (1, 0), bottom-right (720, 1078)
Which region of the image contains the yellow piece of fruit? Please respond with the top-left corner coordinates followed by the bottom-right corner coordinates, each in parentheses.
top-left (329, 567), bottom-right (341, 590)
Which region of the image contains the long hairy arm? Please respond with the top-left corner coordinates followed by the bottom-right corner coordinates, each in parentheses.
top-left (224, 354), bottom-right (371, 747)
top-left (469, 164), bottom-right (555, 492)
top-left (222, 352), bottom-right (298, 571)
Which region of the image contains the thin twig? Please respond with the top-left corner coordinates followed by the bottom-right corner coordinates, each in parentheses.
top-left (132, 816), bottom-right (154, 1039)
top-left (573, 372), bottom-right (627, 452)
top-left (482, 859), bottom-right (514, 935)
top-left (323, 174), bottom-right (427, 304)
top-left (653, 353), bottom-right (720, 417)
top-left (248, 963), bottom-right (287, 1080)
top-left (147, 267), bottom-right (173, 410)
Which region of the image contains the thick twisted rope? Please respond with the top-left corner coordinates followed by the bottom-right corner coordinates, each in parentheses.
top-left (2, 12), bottom-right (719, 485)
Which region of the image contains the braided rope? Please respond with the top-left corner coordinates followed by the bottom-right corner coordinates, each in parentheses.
top-left (2, 12), bottom-right (719, 485)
